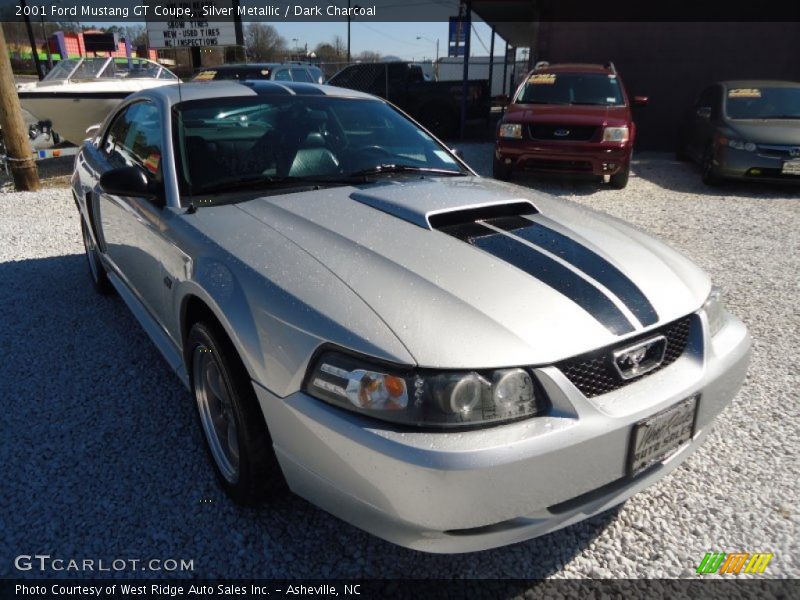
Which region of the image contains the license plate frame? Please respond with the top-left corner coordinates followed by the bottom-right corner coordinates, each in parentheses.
top-left (627, 395), bottom-right (699, 476)
top-left (782, 159), bottom-right (800, 175)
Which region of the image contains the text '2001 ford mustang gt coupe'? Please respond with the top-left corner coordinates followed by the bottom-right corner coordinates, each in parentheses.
top-left (71, 81), bottom-right (751, 553)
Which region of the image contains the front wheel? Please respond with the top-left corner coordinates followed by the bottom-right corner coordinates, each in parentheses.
top-left (80, 219), bottom-right (112, 294)
top-left (701, 146), bottom-right (723, 186)
top-left (187, 321), bottom-right (285, 504)
top-left (609, 164), bottom-right (630, 189)
top-left (493, 155), bottom-right (512, 180)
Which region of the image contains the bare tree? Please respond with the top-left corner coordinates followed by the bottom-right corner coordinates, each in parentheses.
top-left (356, 50), bottom-right (382, 62)
top-left (123, 25), bottom-right (148, 48)
top-left (332, 35), bottom-right (346, 59)
top-left (245, 23), bottom-right (287, 62)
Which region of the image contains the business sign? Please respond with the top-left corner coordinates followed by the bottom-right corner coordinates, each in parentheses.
top-left (146, 1), bottom-right (238, 49)
top-left (448, 16), bottom-right (467, 57)
top-left (83, 32), bottom-right (119, 52)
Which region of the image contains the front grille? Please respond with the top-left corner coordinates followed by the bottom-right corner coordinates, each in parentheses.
top-left (529, 124), bottom-right (598, 141)
top-left (756, 144), bottom-right (800, 159)
top-left (555, 315), bottom-right (693, 398)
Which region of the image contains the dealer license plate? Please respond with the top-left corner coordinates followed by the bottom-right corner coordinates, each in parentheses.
top-left (628, 395), bottom-right (698, 476)
top-left (782, 160), bottom-right (800, 175)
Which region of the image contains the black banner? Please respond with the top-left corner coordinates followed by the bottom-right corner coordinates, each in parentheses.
top-left (2, 0), bottom-right (800, 23)
top-left (1, 579), bottom-right (797, 600)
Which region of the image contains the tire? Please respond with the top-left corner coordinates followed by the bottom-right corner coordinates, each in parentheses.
top-left (80, 219), bottom-right (112, 294)
top-left (186, 321), bottom-right (286, 504)
top-left (701, 145), bottom-right (722, 186)
top-left (492, 155), bottom-right (512, 181)
top-left (609, 164), bottom-right (630, 189)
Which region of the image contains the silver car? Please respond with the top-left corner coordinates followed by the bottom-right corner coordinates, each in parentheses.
top-left (71, 81), bottom-right (751, 553)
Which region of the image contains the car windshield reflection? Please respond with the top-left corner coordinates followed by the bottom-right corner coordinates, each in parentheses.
top-left (175, 96), bottom-right (466, 195)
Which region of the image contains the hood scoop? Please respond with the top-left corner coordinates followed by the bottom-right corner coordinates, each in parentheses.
top-left (350, 180), bottom-right (537, 230)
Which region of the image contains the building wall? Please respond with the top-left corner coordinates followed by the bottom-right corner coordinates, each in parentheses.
top-left (535, 22), bottom-right (800, 150)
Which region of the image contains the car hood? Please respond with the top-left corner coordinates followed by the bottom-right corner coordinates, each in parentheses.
top-left (233, 177), bottom-right (709, 368)
top-left (727, 119), bottom-right (800, 145)
top-left (506, 103), bottom-right (630, 126)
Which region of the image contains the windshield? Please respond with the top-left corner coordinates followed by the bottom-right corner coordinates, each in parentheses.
top-left (174, 96), bottom-right (465, 195)
top-left (725, 86), bottom-right (800, 119)
top-left (43, 58), bottom-right (109, 81)
top-left (516, 72), bottom-right (625, 106)
top-left (43, 58), bottom-right (82, 81)
top-left (42, 57), bottom-right (171, 81)
top-left (105, 58), bottom-right (166, 79)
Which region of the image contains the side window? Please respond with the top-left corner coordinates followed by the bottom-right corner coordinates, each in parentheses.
top-left (273, 69), bottom-right (292, 81)
top-left (290, 68), bottom-right (313, 83)
top-left (103, 102), bottom-right (163, 181)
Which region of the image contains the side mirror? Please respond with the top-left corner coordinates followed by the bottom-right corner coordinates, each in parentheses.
top-left (451, 147), bottom-right (465, 160)
top-left (696, 106), bottom-right (712, 119)
top-left (633, 95), bottom-right (649, 107)
top-left (99, 166), bottom-right (159, 201)
top-left (85, 124), bottom-right (101, 140)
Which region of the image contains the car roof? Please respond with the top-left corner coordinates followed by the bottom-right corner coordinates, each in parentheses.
top-left (142, 81), bottom-right (379, 105)
top-left (719, 80), bottom-right (800, 89)
top-left (535, 63), bottom-right (613, 74)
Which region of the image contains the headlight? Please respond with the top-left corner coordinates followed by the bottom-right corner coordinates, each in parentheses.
top-left (498, 123), bottom-right (523, 139)
top-left (727, 139), bottom-right (756, 152)
top-left (602, 126), bottom-right (629, 142)
top-left (703, 285), bottom-right (726, 337)
top-left (305, 351), bottom-right (547, 428)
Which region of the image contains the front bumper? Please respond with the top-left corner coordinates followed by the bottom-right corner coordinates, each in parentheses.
top-left (256, 310), bottom-right (751, 553)
top-left (495, 139), bottom-right (631, 176)
top-left (716, 146), bottom-right (800, 183)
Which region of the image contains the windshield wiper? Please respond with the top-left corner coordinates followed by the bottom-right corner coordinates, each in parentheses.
top-left (348, 164), bottom-right (465, 178)
top-left (191, 175), bottom-right (303, 195)
top-left (758, 114), bottom-right (800, 120)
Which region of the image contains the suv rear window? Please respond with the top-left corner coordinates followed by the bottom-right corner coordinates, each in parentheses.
top-left (516, 72), bottom-right (625, 106)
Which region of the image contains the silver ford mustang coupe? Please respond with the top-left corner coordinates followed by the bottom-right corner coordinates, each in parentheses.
top-left (71, 81), bottom-right (751, 553)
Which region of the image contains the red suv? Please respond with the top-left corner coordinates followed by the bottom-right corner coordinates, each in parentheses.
top-left (494, 62), bottom-right (647, 189)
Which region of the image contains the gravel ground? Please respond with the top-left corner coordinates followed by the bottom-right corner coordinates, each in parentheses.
top-left (1, 148), bottom-right (798, 580)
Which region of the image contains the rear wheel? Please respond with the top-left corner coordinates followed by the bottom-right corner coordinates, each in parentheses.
top-left (493, 155), bottom-right (512, 180)
top-left (80, 219), bottom-right (111, 294)
top-left (187, 321), bottom-right (285, 504)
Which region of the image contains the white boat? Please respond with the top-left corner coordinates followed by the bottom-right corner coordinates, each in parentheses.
top-left (16, 57), bottom-right (180, 145)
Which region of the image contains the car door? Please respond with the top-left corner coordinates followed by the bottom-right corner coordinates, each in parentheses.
top-left (96, 101), bottom-right (170, 320)
top-left (688, 85), bottom-right (722, 160)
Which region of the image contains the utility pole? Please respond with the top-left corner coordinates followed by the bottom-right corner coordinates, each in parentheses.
top-left (40, 16), bottom-right (53, 72)
top-left (20, 0), bottom-right (43, 79)
top-left (0, 25), bottom-right (40, 191)
top-left (459, 0), bottom-right (472, 140)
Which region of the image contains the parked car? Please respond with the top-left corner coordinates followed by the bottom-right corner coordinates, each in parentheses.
top-left (193, 63), bottom-right (324, 84)
top-left (327, 61), bottom-right (490, 137)
top-left (677, 80), bottom-right (800, 185)
top-left (72, 81), bottom-right (750, 553)
top-left (494, 62), bottom-right (647, 188)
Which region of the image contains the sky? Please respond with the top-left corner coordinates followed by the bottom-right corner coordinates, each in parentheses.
top-left (270, 20), bottom-right (504, 60)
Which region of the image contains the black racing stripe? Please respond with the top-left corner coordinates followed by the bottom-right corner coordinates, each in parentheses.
top-left (460, 225), bottom-right (635, 335)
top-left (488, 216), bottom-right (659, 326)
